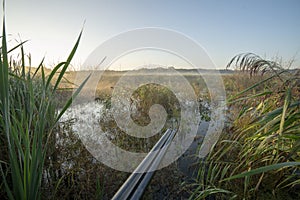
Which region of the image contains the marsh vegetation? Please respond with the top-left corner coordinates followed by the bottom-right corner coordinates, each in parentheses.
top-left (0, 9), bottom-right (299, 200)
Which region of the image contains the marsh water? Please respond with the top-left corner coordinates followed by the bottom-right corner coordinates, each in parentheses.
top-left (51, 99), bottom-right (211, 199)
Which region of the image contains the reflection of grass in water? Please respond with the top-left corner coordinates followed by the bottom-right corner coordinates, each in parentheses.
top-left (130, 83), bottom-right (181, 123)
top-left (100, 83), bottom-right (180, 153)
top-left (49, 116), bottom-right (188, 199)
top-left (47, 120), bottom-right (129, 199)
top-left (100, 113), bottom-right (163, 153)
top-left (58, 71), bottom-right (212, 158)
top-left (49, 69), bottom-right (212, 198)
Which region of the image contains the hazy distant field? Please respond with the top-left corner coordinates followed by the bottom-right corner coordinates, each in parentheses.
top-left (56, 68), bottom-right (232, 104)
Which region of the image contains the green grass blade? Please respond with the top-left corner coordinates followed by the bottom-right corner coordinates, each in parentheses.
top-left (228, 71), bottom-right (285, 102)
top-left (32, 57), bottom-right (45, 79)
top-left (279, 88), bottom-right (291, 135)
top-left (55, 73), bottom-right (91, 123)
top-left (229, 91), bottom-right (273, 104)
top-left (7, 40), bottom-right (28, 54)
top-left (52, 30), bottom-right (83, 91)
top-left (224, 162), bottom-right (300, 181)
top-left (45, 62), bottom-right (66, 89)
top-left (0, 166), bottom-right (14, 199)
top-left (20, 42), bottom-right (26, 78)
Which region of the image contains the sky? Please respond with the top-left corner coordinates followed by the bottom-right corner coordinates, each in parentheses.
top-left (3, 0), bottom-right (300, 70)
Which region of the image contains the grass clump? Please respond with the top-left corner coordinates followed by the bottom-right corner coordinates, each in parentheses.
top-left (191, 53), bottom-right (300, 199)
top-left (0, 5), bottom-right (89, 199)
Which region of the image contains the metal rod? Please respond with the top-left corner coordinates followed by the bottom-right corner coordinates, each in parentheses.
top-left (129, 129), bottom-right (177, 199)
top-left (112, 129), bottom-right (174, 200)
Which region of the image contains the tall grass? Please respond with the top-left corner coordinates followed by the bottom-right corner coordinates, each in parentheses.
top-left (0, 5), bottom-right (89, 199)
top-left (191, 53), bottom-right (300, 199)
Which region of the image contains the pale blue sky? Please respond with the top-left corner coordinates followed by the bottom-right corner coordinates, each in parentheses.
top-left (4, 0), bottom-right (300, 69)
